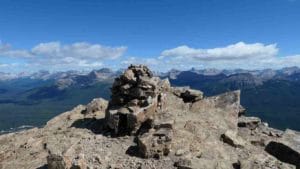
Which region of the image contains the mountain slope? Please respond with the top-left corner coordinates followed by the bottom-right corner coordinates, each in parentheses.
top-left (1, 67), bottom-right (300, 132)
top-left (0, 66), bottom-right (299, 169)
top-left (168, 70), bottom-right (300, 131)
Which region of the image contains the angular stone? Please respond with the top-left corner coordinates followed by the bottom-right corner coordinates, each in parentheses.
top-left (238, 105), bottom-right (246, 116)
top-left (221, 130), bottom-right (246, 148)
top-left (84, 98), bottom-right (108, 115)
top-left (122, 69), bottom-right (136, 82)
top-left (153, 112), bottom-right (174, 129)
top-left (238, 116), bottom-right (261, 130)
top-left (47, 154), bottom-right (66, 169)
top-left (239, 153), bottom-right (296, 169)
top-left (158, 79), bottom-right (171, 92)
top-left (137, 128), bottom-right (173, 158)
top-left (265, 129), bottom-right (300, 168)
top-left (175, 149), bottom-right (185, 156)
top-left (47, 153), bottom-right (87, 169)
top-left (172, 87), bottom-right (203, 103)
top-left (259, 125), bottom-right (283, 137)
top-left (174, 158), bottom-right (193, 169)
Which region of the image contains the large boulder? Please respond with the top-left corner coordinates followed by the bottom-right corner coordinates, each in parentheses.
top-left (265, 129), bottom-right (300, 168)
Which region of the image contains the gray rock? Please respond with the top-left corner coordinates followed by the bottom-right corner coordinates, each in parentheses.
top-left (238, 105), bottom-right (246, 116)
top-left (238, 116), bottom-right (261, 129)
top-left (47, 154), bottom-right (66, 169)
top-left (174, 158), bottom-right (193, 169)
top-left (137, 127), bottom-right (173, 158)
top-left (172, 87), bottom-right (203, 102)
top-left (84, 98), bottom-right (108, 116)
top-left (175, 149), bottom-right (185, 156)
top-left (265, 129), bottom-right (300, 168)
top-left (221, 130), bottom-right (246, 148)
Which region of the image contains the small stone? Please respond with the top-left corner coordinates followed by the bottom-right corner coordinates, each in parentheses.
top-left (47, 154), bottom-right (66, 169)
top-left (221, 130), bottom-right (246, 148)
top-left (196, 152), bottom-right (202, 158)
top-left (84, 98), bottom-right (108, 116)
top-left (174, 158), bottom-right (192, 169)
top-left (172, 87), bottom-right (203, 103)
top-left (238, 116), bottom-right (261, 129)
top-left (238, 105), bottom-right (246, 116)
top-left (175, 149), bottom-right (185, 156)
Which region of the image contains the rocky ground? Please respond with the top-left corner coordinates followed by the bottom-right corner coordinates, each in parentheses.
top-left (0, 65), bottom-right (299, 169)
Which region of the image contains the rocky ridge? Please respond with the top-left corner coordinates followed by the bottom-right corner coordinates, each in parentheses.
top-left (0, 65), bottom-right (299, 169)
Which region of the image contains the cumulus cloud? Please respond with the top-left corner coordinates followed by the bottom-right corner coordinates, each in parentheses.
top-left (121, 57), bottom-right (159, 65)
top-left (100, 42), bottom-right (300, 71)
top-left (156, 42), bottom-right (300, 70)
top-left (0, 41), bottom-right (127, 71)
top-left (161, 42), bottom-right (278, 61)
top-left (2, 40), bottom-right (300, 72)
top-left (0, 42), bottom-right (33, 58)
top-left (31, 42), bottom-right (126, 60)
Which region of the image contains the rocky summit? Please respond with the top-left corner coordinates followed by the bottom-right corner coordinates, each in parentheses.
top-left (0, 65), bottom-right (300, 169)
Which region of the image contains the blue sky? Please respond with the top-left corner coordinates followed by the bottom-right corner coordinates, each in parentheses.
top-left (0, 0), bottom-right (300, 72)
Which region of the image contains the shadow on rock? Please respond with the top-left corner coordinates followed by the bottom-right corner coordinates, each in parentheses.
top-left (126, 145), bottom-right (144, 158)
top-left (265, 141), bottom-right (300, 168)
top-left (71, 118), bottom-right (106, 134)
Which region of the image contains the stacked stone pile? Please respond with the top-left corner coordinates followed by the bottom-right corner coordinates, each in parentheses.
top-left (106, 65), bottom-right (162, 135)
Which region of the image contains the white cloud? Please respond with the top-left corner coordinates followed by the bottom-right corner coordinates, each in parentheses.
top-left (2, 40), bottom-right (300, 72)
top-left (31, 42), bottom-right (126, 60)
top-left (156, 42), bottom-right (300, 70)
top-left (161, 42), bottom-right (278, 61)
top-left (0, 41), bottom-right (127, 71)
top-left (0, 42), bottom-right (33, 58)
top-left (121, 57), bottom-right (159, 65)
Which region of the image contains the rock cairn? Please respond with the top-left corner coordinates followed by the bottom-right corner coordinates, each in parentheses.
top-left (106, 65), bottom-right (160, 134)
top-left (105, 65), bottom-right (177, 158)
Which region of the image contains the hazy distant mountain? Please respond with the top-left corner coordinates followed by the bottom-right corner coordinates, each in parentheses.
top-left (0, 68), bottom-right (116, 131)
top-left (0, 72), bottom-right (17, 81)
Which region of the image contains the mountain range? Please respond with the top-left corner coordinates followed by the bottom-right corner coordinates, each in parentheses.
top-left (1, 66), bottom-right (300, 132)
top-left (1, 65), bottom-right (299, 168)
